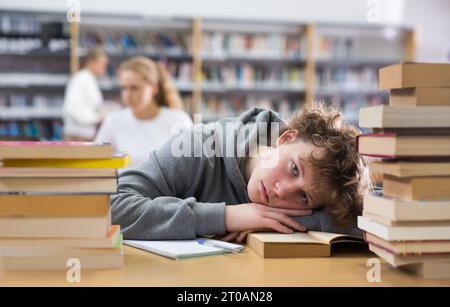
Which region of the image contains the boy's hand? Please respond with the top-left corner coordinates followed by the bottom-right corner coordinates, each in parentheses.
top-left (225, 203), bottom-right (312, 234)
top-left (218, 230), bottom-right (253, 243)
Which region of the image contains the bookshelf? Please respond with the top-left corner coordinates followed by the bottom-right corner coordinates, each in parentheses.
top-left (74, 14), bottom-right (194, 111)
top-left (0, 11), bottom-right (416, 140)
top-left (311, 24), bottom-right (415, 126)
top-left (196, 18), bottom-right (307, 121)
top-left (0, 10), bottom-right (70, 140)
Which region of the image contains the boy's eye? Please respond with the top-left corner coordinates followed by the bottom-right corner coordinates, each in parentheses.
top-left (290, 162), bottom-right (299, 176)
top-left (299, 190), bottom-right (308, 204)
top-left (291, 162), bottom-right (309, 204)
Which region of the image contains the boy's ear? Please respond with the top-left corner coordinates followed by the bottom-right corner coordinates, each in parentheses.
top-left (276, 129), bottom-right (299, 146)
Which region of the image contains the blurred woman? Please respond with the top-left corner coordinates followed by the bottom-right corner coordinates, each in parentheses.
top-left (63, 47), bottom-right (108, 141)
top-left (95, 56), bottom-right (193, 168)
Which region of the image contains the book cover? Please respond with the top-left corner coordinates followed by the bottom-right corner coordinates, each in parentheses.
top-left (0, 194), bottom-right (110, 217)
top-left (2, 152), bottom-right (129, 168)
top-left (369, 243), bottom-right (450, 268)
top-left (0, 167), bottom-right (117, 178)
top-left (358, 215), bottom-right (450, 241)
top-left (0, 208), bottom-right (111, 238)
top-left (363, 193), bottom-right (450, 222)
top-left (389, 87), bottom-right (450, 107)
top-left (356, 133), bottom-right (450, 158)
top-left (0, 225), bottom-right (121, 249)
top-left (0, 141), bottom-right (113, 159)
top-left (365, 232), bottom-right (450, 256)
top-left (379, 62), bottom-right (450, 90)
top-left (383, 175), bottom-right (450, 201)
top-left (369, 160), bottom-right (450, 177)
top-left (359, 105), bottom-right (450, 128)
top-left (0, 177), bottom-right (118, 193)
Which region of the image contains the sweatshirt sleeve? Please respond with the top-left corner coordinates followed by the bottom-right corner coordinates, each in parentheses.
top-left (110, 129), bottom-right (227, 240)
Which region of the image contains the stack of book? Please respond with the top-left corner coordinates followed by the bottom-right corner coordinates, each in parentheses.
top-left (0, 141), bottom-right (129, 270)
top-left (357, 62), bottom-right (450, 279)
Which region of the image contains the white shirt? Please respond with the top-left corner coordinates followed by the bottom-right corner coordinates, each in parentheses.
top-left (63, 69), bottom-right (103, 139)
top-left (95, 107), bottom-right (193, 169)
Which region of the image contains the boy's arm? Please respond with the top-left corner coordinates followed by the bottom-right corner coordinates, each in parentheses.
top-left (111, 125), bottom-right (311, 240)
top-left (292, 209), bottom-right (363, 238)
top-left (111, 139), bottom-right (226, 240)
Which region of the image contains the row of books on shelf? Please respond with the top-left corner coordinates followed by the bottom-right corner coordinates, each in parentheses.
top-left (0, 119), bottom-right (63, 140)
top-left (0, 108), bottom-right (63, 120)
top-left (80, 31), bottom-right (191, 56)
top-left (0, 73), bottom-right (68, 87)
top-left (201, 32), bottom-right (305, 59)
top-left (0, 14), bottom-right (41, 35)
top-left (201, 96), bottom-right (298, 121)
top-left (102, 61), bottom-right (305, 92)
top-left (201, 65), bottom-right (305, 90)
top-left (313, 34), bottom-right (404, 62)
top-left (0, 55), bottom-right (69, 74)
top-left (314, 35), bottom-right (360, 60)
top-left (0, 37), bottom-right (70, 54)
top-left (0, 93), bottom-right (63, 109)
top-left (82, 30), bottom-right (306, 60)
top-left (338, 97), bottom-right (382, 126)
top-left (165, 60), bottom-right (193, 85)
top-left (0, 142), bottom-right (129, 270)
top-left (357, 62), bottom-right (450, 279)
top-left (315, 66), bottom-right (379, 92)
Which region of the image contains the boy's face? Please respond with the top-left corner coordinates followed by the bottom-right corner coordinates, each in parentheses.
top-left (247, 130), bottom-right (324, 210)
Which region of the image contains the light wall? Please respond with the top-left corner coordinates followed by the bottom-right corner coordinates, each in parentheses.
top-left (0, 0), bottom-right (404, 23)
top-left (0, 0), bottom-right (449, 61)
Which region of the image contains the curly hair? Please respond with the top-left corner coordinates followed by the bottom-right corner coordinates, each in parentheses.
top-left (282, 102), bottom-right (372, 227)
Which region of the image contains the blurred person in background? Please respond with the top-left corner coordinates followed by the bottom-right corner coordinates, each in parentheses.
top-left (63, 47), bottom-right (108, 141)
top-left (95, 56), bottom-right (193, 168)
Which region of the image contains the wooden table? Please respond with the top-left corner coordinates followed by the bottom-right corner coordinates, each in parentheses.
top-left (1, 244), bottom-right (449, 286)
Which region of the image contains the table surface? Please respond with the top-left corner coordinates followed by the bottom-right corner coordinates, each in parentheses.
top-left (1, 244), bottom-right (450, 286)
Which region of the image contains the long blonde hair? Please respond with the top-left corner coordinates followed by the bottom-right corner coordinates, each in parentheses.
top-left (118, 56), bottom-right (183, 109)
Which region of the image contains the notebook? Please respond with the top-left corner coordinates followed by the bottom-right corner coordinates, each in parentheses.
top-left (123, 239), bottom-right (245, 260)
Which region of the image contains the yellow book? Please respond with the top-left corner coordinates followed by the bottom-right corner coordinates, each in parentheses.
top-left (2, 153), bottom-right (129, 169)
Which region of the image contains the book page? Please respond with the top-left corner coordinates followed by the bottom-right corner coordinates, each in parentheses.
top-left (250, 232), bottom-right (325, 244)
top-left (308, 231), bottom-right (361, 244)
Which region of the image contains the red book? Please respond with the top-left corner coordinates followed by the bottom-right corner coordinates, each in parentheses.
top-left (0, 141), bottom-right (113, 159)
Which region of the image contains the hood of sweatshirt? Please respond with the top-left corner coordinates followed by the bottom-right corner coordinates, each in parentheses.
top-left (213, 107), bottom-right (286, 204)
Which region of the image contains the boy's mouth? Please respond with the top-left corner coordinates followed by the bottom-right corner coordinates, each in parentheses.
top-left (260, 181), bottom-right (269, 204)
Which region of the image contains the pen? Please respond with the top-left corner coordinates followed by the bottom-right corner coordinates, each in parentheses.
top-left (197, 239), bottom-right (244, 253)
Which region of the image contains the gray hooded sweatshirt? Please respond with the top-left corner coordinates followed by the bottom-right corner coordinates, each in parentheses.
top-left (111, 108), bottom-right (362, 240)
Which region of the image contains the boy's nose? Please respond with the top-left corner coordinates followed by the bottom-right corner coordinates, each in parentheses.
top-left (274, 181), bottom-right (297, 200)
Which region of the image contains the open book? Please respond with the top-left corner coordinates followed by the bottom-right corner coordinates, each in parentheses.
top-left (247, 231), bottom-right (365, 258)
